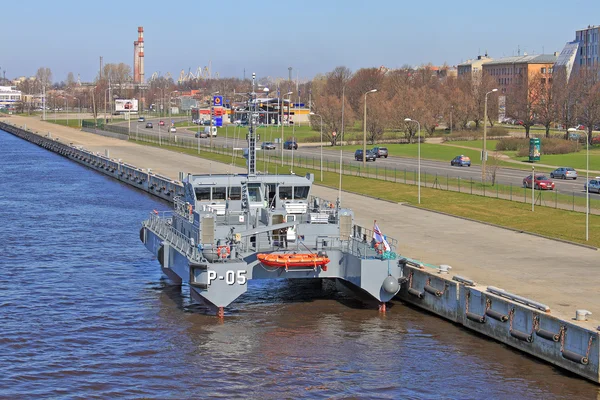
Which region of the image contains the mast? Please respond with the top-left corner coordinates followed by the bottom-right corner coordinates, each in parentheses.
top-left (247, 72), bottom-right (257, 176)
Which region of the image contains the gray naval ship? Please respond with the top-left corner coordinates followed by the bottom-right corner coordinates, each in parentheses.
top-left (140, 74), bottom-right (403, 317)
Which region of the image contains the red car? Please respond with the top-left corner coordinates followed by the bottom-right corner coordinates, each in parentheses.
top-left (522, 175), bottom-right (555, 190)
top-left (159, 120), bottom-right (165, 126)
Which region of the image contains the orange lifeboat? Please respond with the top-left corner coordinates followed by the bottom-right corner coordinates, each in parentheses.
top-left (257, 253), bottom-right (329, 271)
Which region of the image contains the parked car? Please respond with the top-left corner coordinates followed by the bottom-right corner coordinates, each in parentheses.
top-left (450, 155), bottom-right (471, 167)
top-left (138, 117), bottom-right (145, 122)
top-left (159, 120), bottom-right (165, 126)
top-left (592, 136), bottom-right (600, 145)
top-left (584, 178), bottom-right (600, 193)
top-left (355, 149), bottom-right (377, 162)
top-left (261, 142), bottom-right (276, 150)
top-left (371, 147), bottom-right (388, 158)
top-left (283, 140), bottom-right (298, 150)
top-left (550, 167), bottom-right (577, 180)
top-left (145, 122), bottom-right (153, 129)
top-left (195, 131), bottom-right (209, 138)
top-left (523, 175), bottom-right (555, 190)
top-left (169, 127), bottom-right (176, 133)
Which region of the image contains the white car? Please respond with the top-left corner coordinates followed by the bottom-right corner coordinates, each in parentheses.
top-left (584, 178), bottom-right (600, 193)
top-left (169, 127), bottom-right (176, 133)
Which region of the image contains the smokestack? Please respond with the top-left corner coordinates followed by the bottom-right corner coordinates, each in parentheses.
top-left (100, 56), bottom-right (103, 79)
top-left (138, 27), bottom-right (145, 84)
top-left (133, 40), bottom-right (139, 83)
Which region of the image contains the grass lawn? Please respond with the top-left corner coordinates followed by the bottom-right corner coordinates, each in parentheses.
top-left (131, 138), bottom-right (600, 247)
top-left (513, 148), bottom-right (600, 171)
top-left (442, 139), bottom-right (499, 151)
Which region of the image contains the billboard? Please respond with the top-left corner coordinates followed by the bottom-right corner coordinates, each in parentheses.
top-left (115, 99), bottom-right (139, 112)
top-left (529, 138), bottom-right (541, 162)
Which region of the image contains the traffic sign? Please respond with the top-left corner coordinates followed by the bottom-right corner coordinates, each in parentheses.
top-left (213, 96), bottom-right (223, 107)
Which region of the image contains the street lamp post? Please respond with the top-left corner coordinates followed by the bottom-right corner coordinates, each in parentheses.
top-left (405, 118), bottom-right (421, 204)
top-left (363, 89), bottom-right (377, 167)
top-left (310, 112), bottom-right (324, 181)
top-left (482, 88), bottom-right (498, 182)
top-left (569, 127), bottom-right (589, 241)
top-left (281, 91), bottom-right (293, 165)
top-left (341, 86), bottom-right (346, 145)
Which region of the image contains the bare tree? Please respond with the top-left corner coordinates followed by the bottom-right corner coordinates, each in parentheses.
top-left (531, 72), bottom-right (556, 138)
top-left (571, 65), bottom-right (600, 144)
top-left (506, 78), bottom-right (538, 138)
top-left (552, 67), bottom-right (577, 139)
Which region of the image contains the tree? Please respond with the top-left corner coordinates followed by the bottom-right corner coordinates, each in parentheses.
top-left (35, 67), bottom-right (52, 88)
top-left (66, 72), bottom-right (75, 88)
top-left (364, 94), bottom-right (390, 144)
top-left (531, 72), bottom-right (556, 138)
top-left (571, 65), bottom-right (600, 144)
top-left (552, 67), bottom-right (577, 139)
top-left (506, 78), bottom-right (538, 138)
top-left (310, 94), bottom-right (355, 145)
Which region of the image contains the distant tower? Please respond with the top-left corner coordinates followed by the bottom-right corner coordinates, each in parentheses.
top-left (100, 56), bottom-right (103, 79)
top-left (133, 27), bottom-right (145, 84)
top-left (288, 67), bottom-right (292, 82)
top-left (138, 27), bottom-right (145, 84)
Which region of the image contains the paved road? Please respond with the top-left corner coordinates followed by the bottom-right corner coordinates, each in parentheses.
top-left (114, 119), bottom-right (599, 200)
top-left (5, 114), bottom-right (599, 329)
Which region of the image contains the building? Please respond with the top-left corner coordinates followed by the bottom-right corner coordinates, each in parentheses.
top-left (0, 86), bottom-right (22, 109)
top-left (555, 25), bottom-right (600, 81)
top-left (482, 53), bottom-right (558, 92)
top-left (457, 55), bottom-right (493, 79)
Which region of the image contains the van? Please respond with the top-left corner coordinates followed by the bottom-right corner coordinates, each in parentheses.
top-left (204, 126), bottom-right (217, 137)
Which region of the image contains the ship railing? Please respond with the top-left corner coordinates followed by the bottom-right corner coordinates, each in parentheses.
top-left (345, 235), bottom-right (397, 260)
top-left (145, 212), bottom-right (202, 261)
top-left (173, 196), bottom-right (190, 218)
top-left (351, 224), bottom-right (398, 250)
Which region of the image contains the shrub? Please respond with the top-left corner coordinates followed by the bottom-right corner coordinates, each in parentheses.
top-left (496, 138), bottom-right (528, 151)
top-left (498, 137), bottom-right (580, 156)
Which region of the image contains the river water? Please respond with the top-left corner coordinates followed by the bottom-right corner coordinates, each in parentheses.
top-left (0, 129), bottom-right (598, 399)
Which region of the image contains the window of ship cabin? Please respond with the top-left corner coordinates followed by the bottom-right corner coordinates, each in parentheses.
top-left (212, 187), bottom-right (226, 201)
top-left (195, 187), bottom-right (211, 201)
top-left (248, 183), bottom-right (262, 202)
top-left (279, 186), bottom-right (293, 200)
top-left (229, 186), bottom-right (241, 200)
top-left (293, 186), bottom-right (309, 200)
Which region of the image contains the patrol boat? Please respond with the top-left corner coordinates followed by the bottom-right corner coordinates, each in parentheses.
top-left (140, 74), bottom-right (403, 317)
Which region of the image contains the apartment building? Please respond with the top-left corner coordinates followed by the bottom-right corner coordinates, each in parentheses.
top-left (457, 54), bottom-right (493, 80)
top-left (0, 86), bottom-right (22, 108)
top-left (555, 25), bottom-right (600, 81)
top-left (482, 54), bottom-right (558, 92)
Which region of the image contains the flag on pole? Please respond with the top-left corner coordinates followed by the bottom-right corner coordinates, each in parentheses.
top-left (373, 220), bottom-right (391, 252)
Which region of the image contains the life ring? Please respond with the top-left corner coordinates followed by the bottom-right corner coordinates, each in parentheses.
top-left (217, 245), bottom-right (231, 259)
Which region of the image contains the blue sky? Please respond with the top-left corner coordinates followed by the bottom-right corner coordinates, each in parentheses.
top-left (1, 0), bottom-right (597, 83)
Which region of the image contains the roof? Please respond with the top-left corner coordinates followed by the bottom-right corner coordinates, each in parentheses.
top-left (484, 54), bottom-right (557, 65)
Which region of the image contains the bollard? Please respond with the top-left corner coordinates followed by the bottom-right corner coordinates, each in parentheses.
top-left (439, 264), bottom-right (451, 274)
top-left (575, 310), bottom-right (592, 321)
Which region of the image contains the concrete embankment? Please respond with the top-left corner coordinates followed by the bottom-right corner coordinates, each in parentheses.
top-left (2, 118), bottom-right (599, 384)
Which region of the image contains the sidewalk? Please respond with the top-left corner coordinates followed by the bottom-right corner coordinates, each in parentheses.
top-left (4, 115), bottom-right (600, 328)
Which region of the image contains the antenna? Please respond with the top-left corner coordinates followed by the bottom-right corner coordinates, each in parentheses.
top-left (247, 73), bottom-right (257, 176)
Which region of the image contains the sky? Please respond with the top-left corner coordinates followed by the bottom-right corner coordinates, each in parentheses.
top-left (1, 0), bottom-right (598, 84)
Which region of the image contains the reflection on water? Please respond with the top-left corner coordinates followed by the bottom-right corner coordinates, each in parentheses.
top-left (0, 129), bottom-right (598, 399)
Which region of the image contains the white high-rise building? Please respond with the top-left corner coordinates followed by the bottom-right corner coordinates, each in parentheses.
top-left (555, 25), bottom-right (600, 81)
top-left (0, 86), bottom-right (22, 109)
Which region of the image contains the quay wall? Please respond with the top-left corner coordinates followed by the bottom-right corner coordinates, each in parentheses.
top-left (399, 264), bottom-right (600, 384)
top-left (2, 121), bottom-right (599, 384)
top-left (0, 121), bottom-right (185, 202)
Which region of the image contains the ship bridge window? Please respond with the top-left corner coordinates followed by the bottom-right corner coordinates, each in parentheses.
top-left (212, 187), bottom-right (226, 201)
top-left (279, 186), bottom-right (293, 200)
top-left (229, 186), bottom-right (241, 200)
top-left (293, 186), bottom-right (309, 200)
top-left (248, 183), bottom-right (262, 202)
top-left (194, 187), bottom-right (211, 201)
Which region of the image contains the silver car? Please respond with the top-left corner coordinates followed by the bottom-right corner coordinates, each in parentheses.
top-left (584, 178), bottom-right (600, 193)
top-left (550, 167), bottom-right (578, 180)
